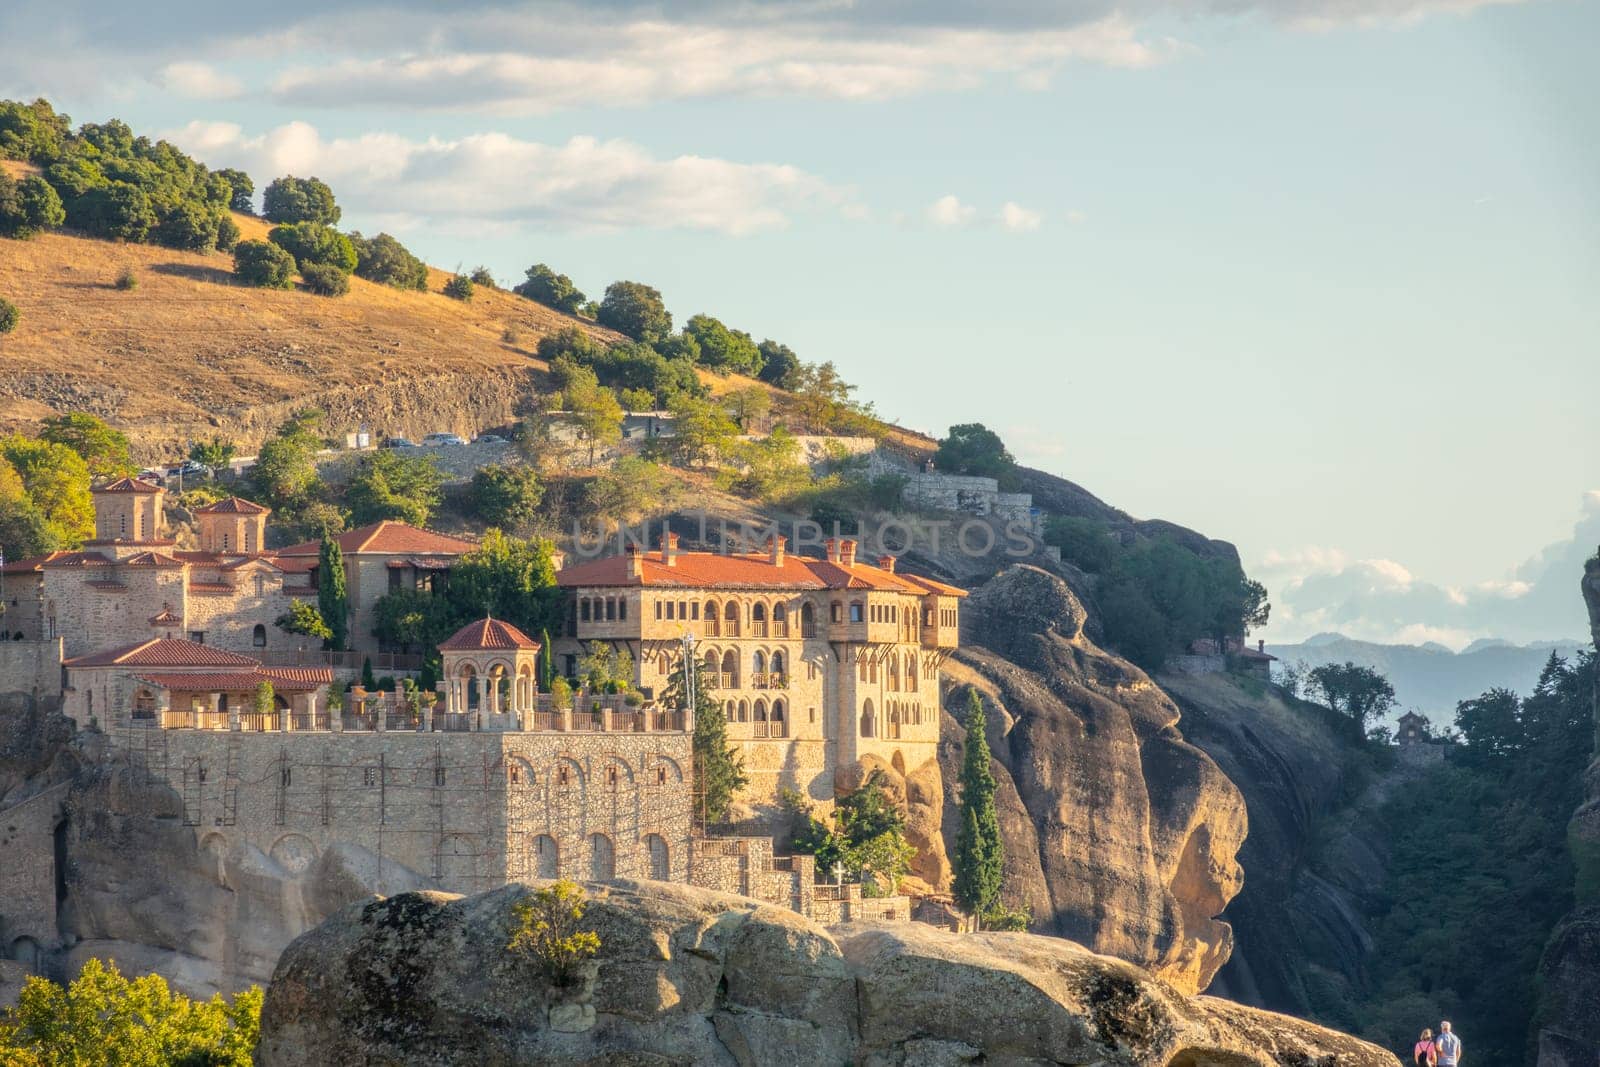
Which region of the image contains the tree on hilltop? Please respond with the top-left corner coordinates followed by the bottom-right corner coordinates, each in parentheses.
top-left (262, 175), bottom-right (340, 225)
top-left (934, 423), bottom-right (1016, 481)
top-left (0, 172), bottom-right (65, 239)
top-left (683, 313), bottom-right (763, 376)
top-left (1306, 662), bottom-right (1396, 729)
top-left (350, 232), bottom-right (428, 290)
top-left (214, 167), bottom-right (254, 213)
top-left (598, 280), bottom-right (672, 343)
top-left (233, 239), bottom-right (295, 289)
top-left (268, 221), bottom-right (357, 273)
top-left (515, 263), bottom-right (586, 314)
top-left (757, 339), bottom-right (800, 388)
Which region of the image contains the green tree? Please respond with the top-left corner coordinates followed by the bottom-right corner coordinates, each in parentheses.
top-left (250, 410), bottom-right (323, 508)
top-left (934, 423), bottom-right (1016, 481)
top-left (275, 600), bottom-right (332, 642)
top-left (1306, 662), bottom-right (1397, 729)
top-left (469, 265), bottom-right (496, 288)
top-left (442, 273), bottom-right (474, 301)
top-left (443, 529), bottom-right (562, 640)
top-left (0, 958), bottom-right (261, 1066)
top-left (75, 181), bottom-right (155, 241)
top-left (350, 232), bottom-right (428, 290)
top-left (0, 296), bottom-right (17, 333)
top-left (470, 463), bottom-right (544, 530)
top-left (214, 167), bottom-right (254, 213)
top-left (515, 263), bottom-right (586, 313)
top-left (1043, 516), bottom-right (1120, 574)
top-left (0, 455), bottom-right (54, 558)
top-left (953, 689), bottom-right (1004, 922)
top-left (253, 679), bottom-right (275, 718)
top-left (756, 339), bottom-right (800, 387)
top-left (153, 199), bottom-right (223, 251)
top-left (188, 437), bottom-right (236, 470)
top-left (301, 261), bottom-right (349, 297)
top-left (233, 239), bottom-right (295, 289)
top-left (724, 385), bottom-right (771, 430)
top-left (665, 392), bottom-right (738, 469)
top-left (558, 361), bottom-right (623, 464)
top-left (38, 413), bottom-right (134, 479)
top-left (507, 881), bottom-right (601, 987)
top-left (0, 435), bottom-right (94, 549)
top-left (261, 175), bottom-right (340, 225)
top-left (0, 173), bottom-right (65, 238)
top-left (347, 450), bottom-right (443, 527)
top-left (318, 534), bottom-right (349, 652)
top-left (0, 98), bottom-right (72, 162)
top-left (598, 280), bottom-right (672, 343)
top-left (834, 770), bottom-right (916, 895)
top-left (540, 629), bottom-right (555, 691)
top-left (683, 313), bottom-right (763, 375)
top-left (665, 659), bottom-right (746, 824)
top-left (537, 325), bottom-right (608, 365)
top-left (719, 426), bottom-right (809, 503)
top-left (267, 221), bottom-right (357, 273)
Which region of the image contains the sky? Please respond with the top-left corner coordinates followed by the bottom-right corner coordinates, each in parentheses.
top-left (2, 0), bottom-right (1596, 647)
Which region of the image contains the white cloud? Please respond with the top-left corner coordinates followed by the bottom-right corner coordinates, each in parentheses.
top-left (156, 61), bottom-right (243, 100)
top-left (927, 195), bottom-right (976, 228)
top-left (999, 202), bottom-right (1043, 232)
top-left (165, 119), bottom-right (845, 236)
top-left (1257, 493), bottom-right (1600, 646)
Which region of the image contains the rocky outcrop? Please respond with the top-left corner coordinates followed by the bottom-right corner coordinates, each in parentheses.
top-left (1535, 548), bottom-right (1600, 1065)
top-left (942, 564), bottom-right (1248, 995)
top-left (256, 878), bottom-right (1399, 1066)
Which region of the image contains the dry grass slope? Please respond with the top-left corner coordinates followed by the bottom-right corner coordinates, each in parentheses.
top-left (0, 166), bottom-right (620, 457)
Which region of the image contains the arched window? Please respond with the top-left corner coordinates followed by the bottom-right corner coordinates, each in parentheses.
top-left (752, 602), bottom-right (767, 636)
top-left (801, 602), bottom-right (816, 636)
top-left (589, 834), bottom-right (616, 881)
top-left (752, 650), bottom-right (766, 679)
top-left (738, 699), bottom-right (750, 723)
top-left (605, 598), bottom-right (616, 621)
top-left (770, 651), bottom-right (785, 680)
top-left (773, 602), bottom-right (787, 637)
top-left (581, 600), bottom-right (591, 622)
top-left (753, 698), bottom-right (768, 721)
top-left (533, 834), bottom-right (559, 879)
top-left (906, 653), bottom-right (918, 692)
top-left (645, 834), bottom-right (670, 881)
top-left (724, 601), bottom-right (740, 637)
top-left (888, 656), bottom-right (899, 691)
top-left (252, 623), bottom-right (267, 647)
top-left (705, 600), bottom-right (720, 635)
top-left (133, 688), bottom-right (156, 720)
top-left (860, 700), bottom-right (876, 738)
top-left (721, 649), bottom-right (738, 688)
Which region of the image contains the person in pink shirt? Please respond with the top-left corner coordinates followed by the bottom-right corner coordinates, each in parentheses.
top-left (1412, 1027), bottom-right (1438, 1066)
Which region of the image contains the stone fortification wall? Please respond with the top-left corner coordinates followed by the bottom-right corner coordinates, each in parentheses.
top-left (0, 639), bottom-right (63, 715)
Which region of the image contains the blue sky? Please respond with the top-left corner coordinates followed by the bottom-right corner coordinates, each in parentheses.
top-left (3, 0), bottom-right (1596, 646)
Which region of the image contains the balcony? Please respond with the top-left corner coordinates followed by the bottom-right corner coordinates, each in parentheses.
top-left (750, 672), bottom-right (787, 690)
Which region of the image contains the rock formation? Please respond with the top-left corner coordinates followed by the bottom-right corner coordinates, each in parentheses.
top-left (256, 878), bottom-right (1399, 1067)
top-left (1534, 547), bottom-right (1600, 1066)
top-left (940, 564), bottom-right (1248, 995)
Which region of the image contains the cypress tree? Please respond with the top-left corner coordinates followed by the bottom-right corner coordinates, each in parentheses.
top-left (953, 688), bottom-right (1004, 924)
top-left (539, 628), bottom-right (555, 691)
top-left (317, 534), bottom-right (348, 652)
top-left (665, 658), bottom-right (746, 825)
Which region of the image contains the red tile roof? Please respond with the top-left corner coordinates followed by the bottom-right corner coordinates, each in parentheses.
top-left (556, 549), bottom-right (968, 596)
top-left (0, 553), bottom-right (57, 574)
top-left (188, 582), bottom-right (234, 594)
top-left (148, 607), bottom-right (182, 625)
top-left (122, 551), bottom-right (186, 568)
top-left (95, 476), bottom-right (163, 494)
top-left (65, 638), bottom-right (260, 668)
top-left (439, 617), bottom-right (541, 651)
top-left (40, 551), bottom-right (113, 568)
top-left (132, 668), bottom-right (330, 693)
top-left (192, 496), bottom-right (270, 515)
top-left (275, 521), bottom-right (477, 558)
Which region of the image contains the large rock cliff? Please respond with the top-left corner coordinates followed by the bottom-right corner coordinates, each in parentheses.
top-left (937, 564), bottom-right (1248, 995)
top-left (256, 878), bottom-right (1399, 1067)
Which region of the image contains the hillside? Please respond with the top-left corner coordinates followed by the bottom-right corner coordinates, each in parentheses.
top-left (0, 167), bottom-right (622, 460)
top-left (1266, 632), bottom-right (1586, 720)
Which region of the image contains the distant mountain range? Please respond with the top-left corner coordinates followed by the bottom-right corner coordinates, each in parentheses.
top-left (1264, 632), bottom-right (1587, 724)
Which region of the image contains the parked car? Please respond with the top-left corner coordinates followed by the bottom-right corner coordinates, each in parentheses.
top-left (421, 432), bottom-right (468, 446)
top-left (472, 433), bottom-right (507, 444)
top-left (166, 460), bottom-right (210, 479)
top-left (138, 468), bottom-right (166, 484)
top-left (381, 437), bottom-right (419, 449)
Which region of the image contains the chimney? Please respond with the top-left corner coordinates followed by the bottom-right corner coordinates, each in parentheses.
top-left (839, 539), bottom-right (857, 567)
top-left (626, 544), bottom-right (642, 578)
top-left (877, 555), bottom-right (896, 573)
top-left (1258, 639), bottom-right (1265, 653)
top-left (824, 538), bottom-right (840, 564)
top-left (769, 534), bottom-right (787, 567)
top-left (661, 531), bottom-right (680, 567)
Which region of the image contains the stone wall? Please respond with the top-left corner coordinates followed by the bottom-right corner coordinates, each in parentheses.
top-left (902, 472), bottom-right (1043, 534)
top-left (687, 835), bottom-right (813, 915)
top-left (0, 639), bottom-right (63, 715)
top-left (0, 781), bottom-right (67, 962)
top-left (316, 440), bottom-right (516, 487)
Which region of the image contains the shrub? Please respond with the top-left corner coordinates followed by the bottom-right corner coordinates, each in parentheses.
top-left (154, 199), bottom-right (221, 251)
top-left (268, 221), bottom-right (357, 273)
top-left (214, 214), bottom-right (241, 252)
top-left (261, 175), bottom-right (340, 225)
top-left (515, 263), bottom-right (586, 314)
top-left (470, 463), bottom-right (544, 530)
top-left (443, 274), bottom-right (474, 301)
top-left (215, 167), bottom-right (254, 213)
top-left (501, 323), bottom-right (521, 345)
top-left (0, 173), bottom-right (65, 239)
top-left (507, 881), bottom-right (601, 988)
top-left (0, 296), bottom-right (17, 333)
top-left (301, 261), bottom-right (350, 297)
top-left (114, 266), bottom-right (138, 291)
top-left (233, 239), bottom-right (295, 288)
top-left (469, 265), bottom-right (496, 287)
top-left (350, 231), bottom-right (428, 290)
